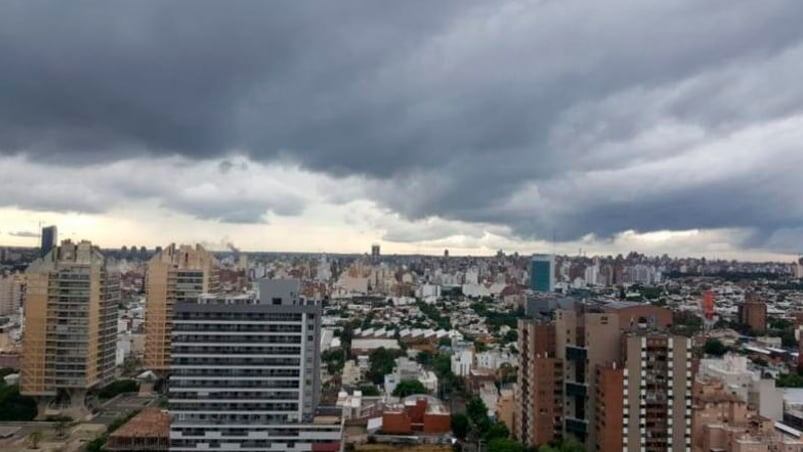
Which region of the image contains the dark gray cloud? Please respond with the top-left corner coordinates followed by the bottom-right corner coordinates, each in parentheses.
top-left (9, 231), bottom-right (39, 238)
top-left (2, 0), bottom-right (803, 249)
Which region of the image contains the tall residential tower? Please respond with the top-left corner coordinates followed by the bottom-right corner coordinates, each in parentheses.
top-left (516, 302), bottom-right (691, 451)
top-left (144, 244), bottom-right (219, 374)
top-left (168, 279), bottom-right (341, 451)
top-left (21, 240), bottom-right (119, 416)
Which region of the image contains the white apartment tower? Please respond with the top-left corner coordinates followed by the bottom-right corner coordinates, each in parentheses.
top-left (168, 279), bottom-right (341, 451)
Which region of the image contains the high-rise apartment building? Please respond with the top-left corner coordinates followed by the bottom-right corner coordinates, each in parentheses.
top-left (555, 309), bottom-right (622, 446)
top-left (597, 333), bottom-right (693, 452)
top-left (40, 225), bottom-right (57, 257)
top-left (0, 271), bottom-right (25, 316)
top-left (516, 303), bottom-right (691, 451)
top-left (168, 279), bottom-right (341, 451)
top-left (21, 240), bottom-right (119, 415)
top-left (515, 321), bottom-right (562, 446)
top-left (738, 293), bottom-right (767, 334)
top-left (144, 244), bottom-right (219, 374)
top-left (530, 254), bottom-right (554, 292)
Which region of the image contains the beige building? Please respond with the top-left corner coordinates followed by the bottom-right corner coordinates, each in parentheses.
top-left (515, 305), bottom-right (690, 451)
top-left (143, 244), bottom-right (218, 374)
top-left (21, 240), bottom-right (119, 416)
top-left (555, 309), bottom-right (623, 448)
top-left (693, 378), bottom-right (803, 452)
top-left (0, 271), bottom-right (25, 316)
top-left (496, 387), bottom-right (515, 434)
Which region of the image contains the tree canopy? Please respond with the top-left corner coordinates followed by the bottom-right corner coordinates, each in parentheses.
top-left (451, 413), bottom-right (469, 439)
top-left (392, 379), bottom-right (428, 397)
top-left (704, 338), bottom-right (727, 357)
top-left (487, 438), bottom-right (524, 452)
top-left (367, 347), bottom-right (402, 384)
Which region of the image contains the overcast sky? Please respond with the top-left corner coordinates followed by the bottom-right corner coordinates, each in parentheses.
top-left (1, 0), bottom-right (803, 260)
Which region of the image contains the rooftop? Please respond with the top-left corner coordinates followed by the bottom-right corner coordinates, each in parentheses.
top-left (108, 408), bottom-right (170, 440)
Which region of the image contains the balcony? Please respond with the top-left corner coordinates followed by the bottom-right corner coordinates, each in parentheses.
top-left (566, 346), bottom-right (587, 361)
top-left (565, 382), bottom-right (587, 398)
top-left (565, 417), bottom-right (588, 436)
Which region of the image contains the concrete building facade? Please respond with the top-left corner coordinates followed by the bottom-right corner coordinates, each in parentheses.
top-left (0, 272), bottom-right (25, 316)
top-left (739, 294), bottom-right (767, 335)
top-left (515, 304), bottom-right (690, 451)
top-left (515, 320), bottom-right (562, 447)
top-left (144, 244), bottom-right (219, 374)
top-left (168, 279), bottom-right (341, 451)
top-left (21, 240), bottom-right (119, 416)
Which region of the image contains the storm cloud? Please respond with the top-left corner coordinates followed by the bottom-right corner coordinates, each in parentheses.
top-left (2, 0), bottom-right (803, 251)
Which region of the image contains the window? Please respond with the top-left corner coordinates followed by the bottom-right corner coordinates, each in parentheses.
top-left (272, 298), bottom-right (282, 305)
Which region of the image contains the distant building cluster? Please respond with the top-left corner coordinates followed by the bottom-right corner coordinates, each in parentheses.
top-left (2, 227), bottom-right (803, 450)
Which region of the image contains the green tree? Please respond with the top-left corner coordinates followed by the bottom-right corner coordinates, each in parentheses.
top-left (704, 338), bottom-right (727, 357)
top-left (0, 383), bottom-right (37, 421)
top-left (392, 379), bottom-right (428, 397)
top-left (503, 330), bottom-right (518, 343)
top-left (451, 413), bottom-right (470, 439)
top-left (487, 438), bottom-right (524, 452)
top-left (433, 354), bottom-right (452, 377)
top-left (538, 438), bottom-right (585, 452)
top-left (672, 311), bottom-right (703, 336)
top-left (777, 373), bottom-right (803, 388)
top-left (321, 349), bottom-right (345, 374)
top-left (484, 421), bottom-right (510, 441)
top-left (467, 397), bottom-right (489, 424)
top-left (416, 351), bottom-right (433, 366)
top-left (366, 347), bottom-right (401, 384)
top-left (96, 379), bottom-right (139, 399)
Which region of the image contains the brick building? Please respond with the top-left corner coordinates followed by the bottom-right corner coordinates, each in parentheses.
top-left (738, 293), bottom-right (767, 334)
top-left (381, 395), bottom-right (451, 435)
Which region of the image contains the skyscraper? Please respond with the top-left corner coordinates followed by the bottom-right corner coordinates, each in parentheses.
top-left (371, 243), bottom-right (381, 262)
top-left (40, 225), bottom-right (57, 256)
top-left (21, 240), bottom-right (119, 416)
top-left (515, 320), bottom-right (562, 446)
top-left (530, 254), bottom-right (554, 292)
top-left (516, 303), bottom-right (690, 450)
top-left (596, 333), bottom-right (693, 452)
top-left (144, 244), bottom-right (219, 375)
top-left (168, 279), bottom-right (341, 450)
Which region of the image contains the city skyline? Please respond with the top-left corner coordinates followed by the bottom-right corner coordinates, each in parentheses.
top-left (3, 1), bottom-right (803, 261)
top-left (0, 221), bottom-right (800, 263)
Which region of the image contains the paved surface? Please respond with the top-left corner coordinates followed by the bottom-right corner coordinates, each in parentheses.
top-left (0, 394), bottom-right (157, 451)
top-left (93, 393), bottom-right (157, 426)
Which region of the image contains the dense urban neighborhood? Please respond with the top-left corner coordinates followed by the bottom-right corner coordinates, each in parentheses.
top-left (2, 235), bottom-right (803, 451)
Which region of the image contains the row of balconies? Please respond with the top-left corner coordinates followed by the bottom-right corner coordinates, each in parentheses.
top-left (170, 381), bottom-right (299, 390)
top-left (171, 369), bottom-right (301, 378)
top-left (172, 335), bottom-right (305, 343)
top-left (172, 357), bottom-right (301, 366)
top-left (172, 324), bottom-right (304, 333)
top-left (170, 402), bottom-right (299, 411)
top-left (171, 347), bottom-right (302, 356)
